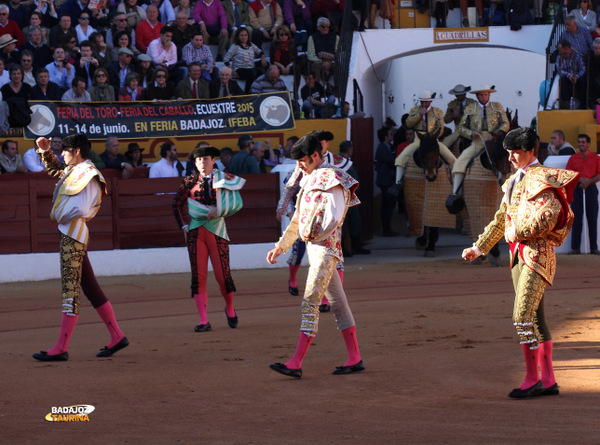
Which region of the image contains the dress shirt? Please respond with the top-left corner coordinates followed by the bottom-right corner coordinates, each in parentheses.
top-left (147, 38), bottom-right (178, 66)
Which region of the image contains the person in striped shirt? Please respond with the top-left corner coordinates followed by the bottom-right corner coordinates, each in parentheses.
top-left (32, 134), bottom-right (129, 362)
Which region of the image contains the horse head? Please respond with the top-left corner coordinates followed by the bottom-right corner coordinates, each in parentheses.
top-left (413, 132), bottom-right (442, 182)
top-left (479, 131), bottom-right (512, 185)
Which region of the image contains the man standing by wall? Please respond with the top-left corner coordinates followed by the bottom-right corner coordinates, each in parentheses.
top-left (0, 139), bottom-right (27, 173)
top-left (149, 142), bottom-right (184, 178)
top-left (566, 133), bottom-right (600, 254)
top-left (100, 136), bottom-right (134, 179)
top-left (547, 129), bottom-right (575, 156)
top-left (228, 134), bottom-right (260, 174)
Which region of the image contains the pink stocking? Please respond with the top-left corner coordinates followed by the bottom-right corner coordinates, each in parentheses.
top-left (193, 292), bottom-right (208, 324)
top-left (47, 314), bottom-right (79, 355)
top-left (96, 302), bottom-right (125, 348)
top-left (341, 326), bottom-right (361, 366)
top-left (520, 344), bottom-right (540, 389)
top-left (337, 269), bottom-right (344, 284)
top-left (284, 332), bottom-right (314, 369)
top-left (289, 265), bottom-right (300, 287)
top-left (539, 340), bottom-right (556, 387)
top-left (223, 291), bottom-right (235, 318)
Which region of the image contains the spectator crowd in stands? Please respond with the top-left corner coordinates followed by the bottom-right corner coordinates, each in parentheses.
top-left (553, 4), bottom-right (600, 109)
top-left (0, 0), bottom-right (362, 132)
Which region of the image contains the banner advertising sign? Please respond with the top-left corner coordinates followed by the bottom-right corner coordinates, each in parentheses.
top-left (24, 92), bottom-right (295, 140)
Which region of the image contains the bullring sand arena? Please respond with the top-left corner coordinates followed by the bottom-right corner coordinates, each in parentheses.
top-left (1, 232), bottom-right (600, 443)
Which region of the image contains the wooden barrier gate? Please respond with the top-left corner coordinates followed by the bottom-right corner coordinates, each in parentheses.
top-left (0, 170), bottom-right (280, 254)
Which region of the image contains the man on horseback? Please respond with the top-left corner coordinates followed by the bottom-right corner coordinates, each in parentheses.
top-left (442, 84), bottom-right (478, 152)
top-left (394, 91), bottom-right (456, 184)
top-left (449, 84), bottom-right (510, 197)
top-left (462, 127), bottom-right (579, 398)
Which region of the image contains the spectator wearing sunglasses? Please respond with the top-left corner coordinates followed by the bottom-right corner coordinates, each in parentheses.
top-left (0, 4), bottom-right (24, 48)
top-left (270, 24), bottom-right (297, 76)
top-left (75, 10), bottom-right (97, 44)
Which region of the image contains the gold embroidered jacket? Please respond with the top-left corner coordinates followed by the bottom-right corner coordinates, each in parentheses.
top-left (457, 101), bottom-right (509, 140)
top-left (475, 165), bottom-right (579, 285)
top-left (406, 105), bottom-right (444, 139)
top-left (444, 98), bottom-right (478, 126)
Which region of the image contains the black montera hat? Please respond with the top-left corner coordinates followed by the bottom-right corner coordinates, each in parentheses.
top-left (503, 127), bottom-right (537, 152)
top-left (291, 134), bottom-right (321, 160)
top-left (311, 130), bottom-right (334, 141)
top-left (189, 145), bottom-right (221, 160)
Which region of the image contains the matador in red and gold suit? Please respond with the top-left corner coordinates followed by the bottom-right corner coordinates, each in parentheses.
top-left (463, 127), bottom-right (579, 399)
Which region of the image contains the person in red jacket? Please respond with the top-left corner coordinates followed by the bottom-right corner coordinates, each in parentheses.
top-left (135, 5), bottom-right (164, 52)
top-left (0, 4), bottom-right (24, 48)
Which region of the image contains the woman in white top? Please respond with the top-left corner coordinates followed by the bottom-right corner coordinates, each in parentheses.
top-left (570, 0), bottom-right (596, 32)
top-left (75, 10), bottom-right (97, 44)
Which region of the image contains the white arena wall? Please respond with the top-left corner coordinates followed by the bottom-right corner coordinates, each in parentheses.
top-left (347, 25), bottom-right (553, 136)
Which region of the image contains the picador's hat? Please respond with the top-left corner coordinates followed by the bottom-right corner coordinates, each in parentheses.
top-left (470, 84), bottom-right (497, 94)
top-left (448, 84), bottom-right (471, 95)
top-left (418, 91), bottom-right (436, 101)
top-left (503, 127), bottom-right (537, 152)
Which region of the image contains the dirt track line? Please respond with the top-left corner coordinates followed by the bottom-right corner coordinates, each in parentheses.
top-left (0, 278), bottom-right (597, 317)
top-left (1, 281), bottom-right (597, 333)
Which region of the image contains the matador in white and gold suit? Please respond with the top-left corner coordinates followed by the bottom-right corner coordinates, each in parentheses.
top-left (267, 134), bottom-right (364, 379)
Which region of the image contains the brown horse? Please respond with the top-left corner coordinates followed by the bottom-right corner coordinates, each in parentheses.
top-left (469, 109), bottom-right (518, 186)
top-left (413, 133), bottom-right (444, 182)
top-left (405, 133), bottom-right (454, 257)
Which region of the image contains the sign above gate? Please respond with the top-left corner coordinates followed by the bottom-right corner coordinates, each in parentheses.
top-left (433, 28), bottom-right (489, 44)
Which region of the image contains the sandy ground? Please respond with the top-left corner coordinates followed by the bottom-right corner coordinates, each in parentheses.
top-left (1, 245), bottom-right (600, 444)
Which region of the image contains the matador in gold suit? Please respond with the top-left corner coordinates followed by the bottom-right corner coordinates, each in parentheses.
top-left (267, 134), bottom-right (364, 379)
top-left (451, 84), bottom-right (509, 195)
top-left (463, 127), bottom-right (579, 399)
top-left (394, 91), bottom-right (456, 184)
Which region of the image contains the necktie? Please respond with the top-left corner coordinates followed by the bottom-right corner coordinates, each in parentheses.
top-left (459, 101), bottom-right (463, 115)
top-left (192, 81), bottom-right (197, 99)
top-left (234, 4), bottom-right (240, 27)
top-left (481, 105), bottom-right (488, 131)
